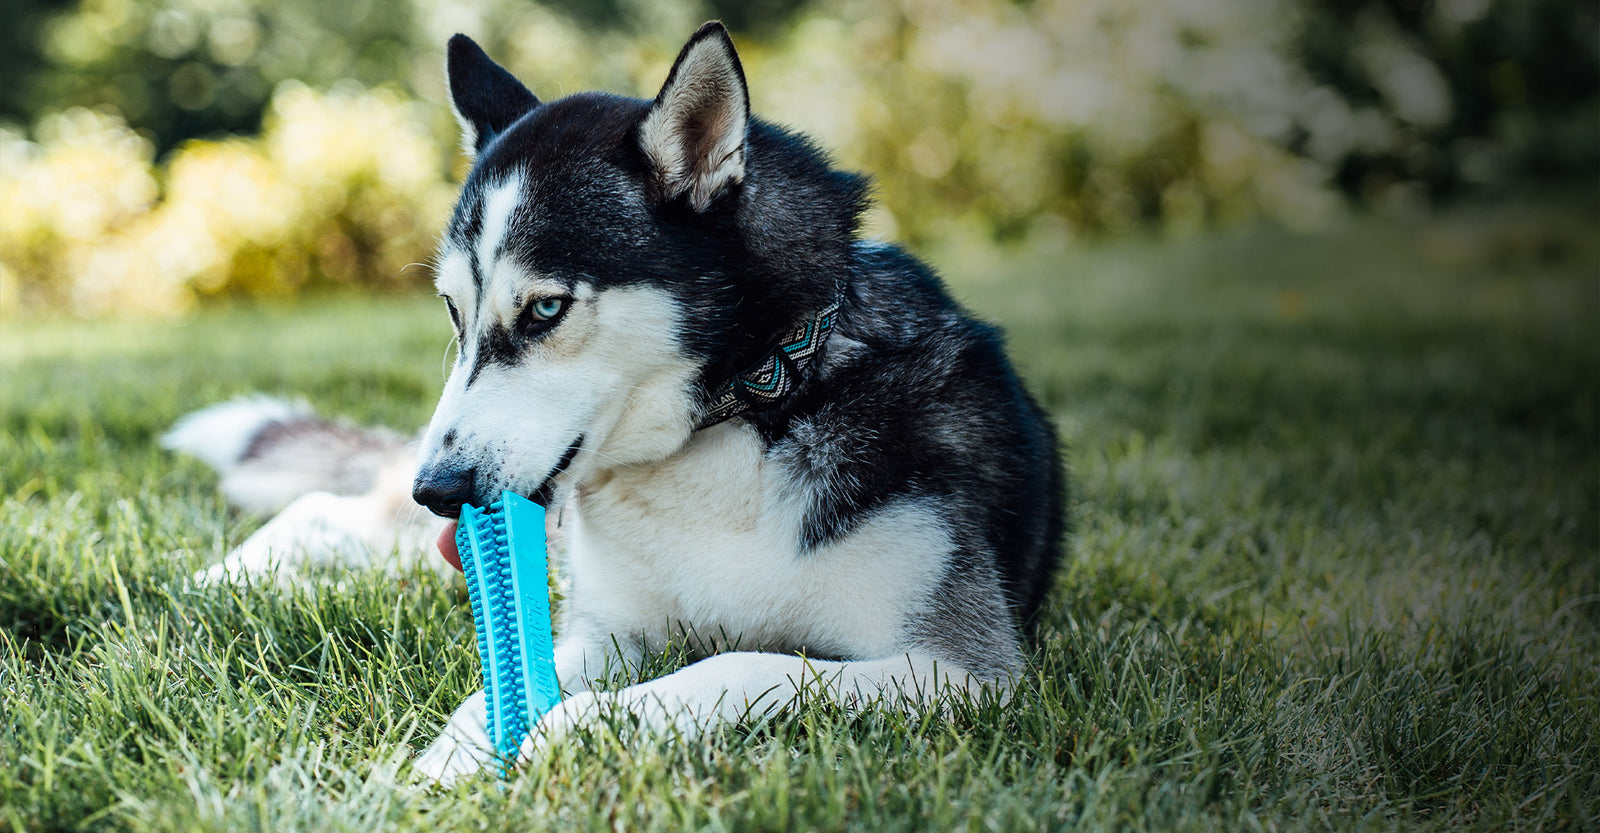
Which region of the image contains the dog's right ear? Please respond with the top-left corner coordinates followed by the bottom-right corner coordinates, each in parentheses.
top-left (446, 34), bottom-right (540, 158)
top-left (638, 22), bottom-right (749, 211)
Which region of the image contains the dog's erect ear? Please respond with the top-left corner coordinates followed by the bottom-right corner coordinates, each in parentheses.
top-left (446, 34), bottom-right (540, 158)
top-left (638, 22), bottom-right (749, 211)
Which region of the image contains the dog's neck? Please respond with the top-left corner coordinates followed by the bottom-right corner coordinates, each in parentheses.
top-left (695, 298), bottom-right (841, 431)
top-left (572, 298), bottom-right (842, 510)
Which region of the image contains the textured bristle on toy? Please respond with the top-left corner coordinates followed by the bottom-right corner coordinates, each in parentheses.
top-left (455, 490), bottom-right (562, 766)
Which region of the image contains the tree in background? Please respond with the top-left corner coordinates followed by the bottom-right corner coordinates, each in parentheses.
top-left (1295, 0), bottom-right (1599, 201)
top-left (4, 0), bottom-right (420, 153)
top-left (1, 0), bottom-right (1595, 315)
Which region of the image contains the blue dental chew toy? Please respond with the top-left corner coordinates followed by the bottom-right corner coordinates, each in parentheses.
top-left (455, 490), bottom-right (562, 766)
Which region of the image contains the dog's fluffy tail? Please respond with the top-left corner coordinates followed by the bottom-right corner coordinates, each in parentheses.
top-left (163, 396), bottom-right (414, 515)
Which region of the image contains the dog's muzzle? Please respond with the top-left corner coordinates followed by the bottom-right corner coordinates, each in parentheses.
top-left (413, 435), bottom-right (583, 518)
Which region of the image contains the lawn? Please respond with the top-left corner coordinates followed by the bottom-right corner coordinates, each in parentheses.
top-left (2, 200), bottom-right (1597, 831)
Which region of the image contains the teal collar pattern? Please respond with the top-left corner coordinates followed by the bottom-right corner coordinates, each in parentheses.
top-left (696, 299), bottom-right (841, 430)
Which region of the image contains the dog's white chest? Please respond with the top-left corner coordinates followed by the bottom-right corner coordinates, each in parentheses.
top-left (565, 423), bottom-right (947, 658)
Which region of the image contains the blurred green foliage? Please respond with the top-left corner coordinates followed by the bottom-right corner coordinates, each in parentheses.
top-left (1, 0), bottom-right (1596, 316)
top-left (4, 0), bottom-right (422, 151)
top-left (1, 88), bottom-right (453, 315)
top-left (1296, 0), bottom-right (1600, 199)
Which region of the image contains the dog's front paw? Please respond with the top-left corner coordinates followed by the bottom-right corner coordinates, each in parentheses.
top-left (517, 683), bottom-right (709, 762)
top-left (413, 690), bottom-right (498, 786)
top-left (420, 690), bottom-right (632, 783)
top-left (514, 690), bottom-right (603, 763)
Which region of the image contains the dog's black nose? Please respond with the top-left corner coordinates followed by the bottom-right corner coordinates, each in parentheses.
top-left (413, 464), bottom-right (477, 518)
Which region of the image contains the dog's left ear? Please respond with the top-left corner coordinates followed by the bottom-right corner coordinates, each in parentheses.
top-left (447, 34), bottom-right (540, 158)
top-left (638, 22), bottom-right (749, 211)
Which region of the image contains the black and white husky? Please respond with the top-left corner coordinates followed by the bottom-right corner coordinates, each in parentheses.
top-left (165, 23), bottom-right (1065, 784)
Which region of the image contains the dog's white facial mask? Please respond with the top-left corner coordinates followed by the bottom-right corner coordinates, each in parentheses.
top-left (419, 175), bottom-right (700, 509)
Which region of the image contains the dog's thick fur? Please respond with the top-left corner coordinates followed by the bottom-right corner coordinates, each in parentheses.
top-left (168, 23), bottom-right (1064, 784)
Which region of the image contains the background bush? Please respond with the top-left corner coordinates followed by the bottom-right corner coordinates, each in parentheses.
top-left (2, 0), bottom-right (1595, 316)
top-left (1, 86), bottom-right (451, 314)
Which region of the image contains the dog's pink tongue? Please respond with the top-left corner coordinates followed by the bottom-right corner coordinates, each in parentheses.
top-left (437, 521), bottom-right (462, 573)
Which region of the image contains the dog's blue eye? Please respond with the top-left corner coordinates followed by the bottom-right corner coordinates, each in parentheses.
top-left (530, 297), bottom-right (567, 321)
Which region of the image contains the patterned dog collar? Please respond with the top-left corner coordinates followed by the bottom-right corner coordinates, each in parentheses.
top-left (696, 298), bottom-right (841, 430)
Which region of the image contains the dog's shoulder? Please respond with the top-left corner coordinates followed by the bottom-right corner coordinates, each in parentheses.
top-left (750, 241), bottom-right (1063, 620)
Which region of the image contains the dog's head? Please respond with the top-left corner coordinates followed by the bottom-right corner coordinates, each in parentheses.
top-left (412, 22), bottom-right (865, 518)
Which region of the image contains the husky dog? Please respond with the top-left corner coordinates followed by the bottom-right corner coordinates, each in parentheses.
top-left (167, 22), bottom-right (1064, 783)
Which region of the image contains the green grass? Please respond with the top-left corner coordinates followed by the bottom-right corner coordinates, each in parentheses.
top-left (3, 201), bottom-right (1597, 831)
